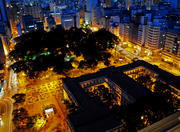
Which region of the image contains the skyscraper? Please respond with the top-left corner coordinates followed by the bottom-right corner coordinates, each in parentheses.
top-left (131, 0), bottom-right (161, 6)
top-left (0, 0), bottom-right (11, 35)
top-left (0, 39), bottom-right (5, 64)
top-left (85, 0), bottom-right (98, 24)
top-left (178, 0), bottom-right (180, 8)
top-left (153, 0), bottom-right (160, 5)
top-left (103, 0), bottom-right (113, 8)
top-left (0, 0), bottom-right (9, 24)
top-left (170, 0), bottom-right (180, 9)
top-left (0, 0), bottom-right (11, 64)
top-left (145, 23), bottom-right (160, 50)
top-left (126, 0), bottom-right (131, 9)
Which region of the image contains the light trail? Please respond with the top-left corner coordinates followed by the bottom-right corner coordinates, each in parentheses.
top-left (2, 40), bottom-right (9, 56)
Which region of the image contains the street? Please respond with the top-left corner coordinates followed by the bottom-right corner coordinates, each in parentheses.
top-left (0, 97), bottom-right (13, 132)
top-left (117, 43), bottom-right (180, 76)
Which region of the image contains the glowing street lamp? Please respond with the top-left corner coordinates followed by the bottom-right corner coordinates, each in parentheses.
top-left (141, 116), bottom-right (144, 120)
top-left (90, 27), bottom-right (98, 32)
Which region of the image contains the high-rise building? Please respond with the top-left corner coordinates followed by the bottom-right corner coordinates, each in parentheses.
top-left (170, 0), bottom-right (180, 9)
top-left (103, 0), bottom-right (113, 8)
top-left (119, 23), bottom-right (130, 41)
top-left (137, 25), bottom-right (147, 45)
top-left (44, 15), bottom-right (56, 31)
top-left (16, 23), bottom-right (22, 36)
top-left (176, 37), bottom-right (180, 57)
top-left (153, 0), bottom-right (161, 5)
top-left (51, 13), bottom-right (61, 25)
top-left (129, 23), bottom-right (139, 44)
top-left (178, 0), bottom-right (180, 8)
top-left (24, 4), bottom-right (41, 19)
top-left (145, 23), bottom-right (160, 49)
top-left (0, 39), bottom-right (5, 64)
top-left (126, 0), bottom-right (131, 9)
top-left (0, 0), bottom-right (9, 24)
top-left (91, 6), bottom-right (103, 27)
top-left (164, 30), bottom-right (180, 56)
top-left (109, 16), bottom-right (120, 36)
top-left (0, 0), bottom-right (11, 64)
top-left (131, 0), bottom-right (162, 6)
top-left (0, 0), bottom-right (11, 36)
top-left (61, 10), bottom-right (80, 30)
top-left (22, 15), bottom-right (35, 33)
top-left (6, 2), bottom-right (21, 38)
top-left (85, 0), bottom-right (98, 24)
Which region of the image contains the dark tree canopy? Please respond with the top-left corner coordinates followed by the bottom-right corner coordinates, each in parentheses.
top-left (0, 64), bottom-right (4, 70)
top-left (12, 93), bottom-right (26, 104)
top-left (9, 27), bottom-right (119, 78)
top-left (12, 107), bottom-right (33, 129)
top-left (89, 85), bottom-right (118, 108)
top-left (111, 81), bottom-right (179, 131)
top-left (135, 74), bottom-right (154, 90)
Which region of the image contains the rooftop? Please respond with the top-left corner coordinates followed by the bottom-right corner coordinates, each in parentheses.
top-left (62, 60), bottom-right (180, 131)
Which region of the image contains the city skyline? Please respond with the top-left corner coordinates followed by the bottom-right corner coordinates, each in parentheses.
top-left (0, 0), bottom-right (179, 132)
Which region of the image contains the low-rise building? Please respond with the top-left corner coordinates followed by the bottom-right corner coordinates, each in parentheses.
top-left (58, 60), bottom-right (180, 132)
top-left (62, 61), bottom-right (154, 132)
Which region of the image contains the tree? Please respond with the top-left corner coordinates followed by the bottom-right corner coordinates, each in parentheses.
top-left (12, 108), bottom-right (33, 130)
top-left (89, 85), bottom-right (117, 108)
top-left (9, 27), bottom-right (119, 78)
top-left (0, 64), bottom-right (4, 70)
top-left (12, 93), bottom-right (26, 105)
top-left (94, 28), bottom-right (119, 50)
top-left (112, 93), bottom-right (177, 131)
top-left (154, 81), bottom-right (180, 110)
top-left (135, 74), bottom-right (154, 90)
top-left (13, 108), bottom-right (28, 118)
